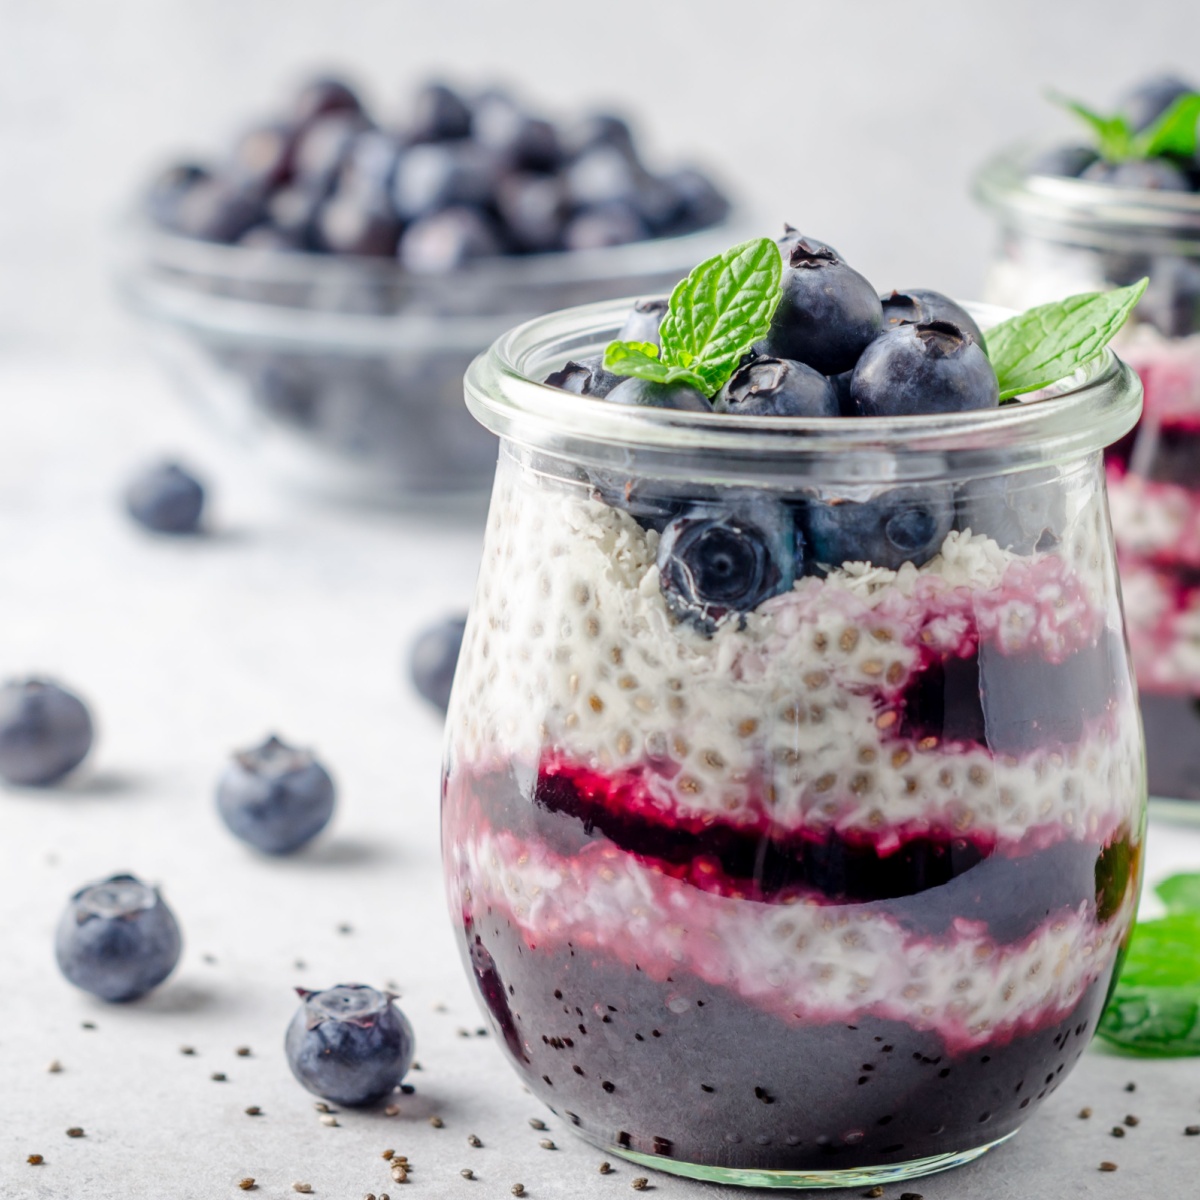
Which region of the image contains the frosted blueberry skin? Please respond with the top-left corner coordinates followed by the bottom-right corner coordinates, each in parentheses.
top-left (0, 678), bottom-right (94, 787)
top-left (55, 874), bottom-right (182, 1002)
top-left (124, 461), bottom-right (206, 535)
top-left (410, 614), bottom-right (468, 712)
top-left (286, 984), bottom-right (415, 1107)
top-left (216, 735), bottom-right (336, 854)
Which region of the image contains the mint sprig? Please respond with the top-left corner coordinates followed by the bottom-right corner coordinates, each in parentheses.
top-left (604, 237), bottom-right (782, 396)
top-left (1051, 90), bottom-right (1200, 161)
top-left (984, 279), bottom-right (1147, 402)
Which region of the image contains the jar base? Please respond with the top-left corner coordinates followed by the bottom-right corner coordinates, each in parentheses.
top-left (580, 1130), bottom-right (1018, 1190)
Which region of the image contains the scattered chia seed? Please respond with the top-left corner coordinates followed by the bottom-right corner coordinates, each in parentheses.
top-left (461, 1168), bottom-right (475, 1180)
top-left (899, 1194), bottom-right (924, 1200)
top-left (1099, 1161), bottom-right (1118, 1172)
top-left (631, 1178), bottom-right (650, 1191)
top-left (211, 1072), bottom-right (227, 1082)
top-left (476, 1027), bottom-right (488, 1037)
top-left (81, 1022), bottom-right (95, 1030)
top-left (245, 1107), bottom-right (262, 1117)
top-left (382, 1150), bottom-right (395, 1160)
top-left (429, 1116), bottom-right (444, 1128)
top-left (295, 960), bottom-right (306, 970)
top-left (457, 1028), bottom-right (470, 1038)
top-left (434, 1003), bottom-right (447, 1013)
top-left (1124, 1115), bottom-right (1139, 1127)
top-left (1186, 1126), bottom-right (1200, 1136)
top-left (529, 1118), bottom-right (547, 1130)
top-left (380, 1194), bottom-right (390, 1200)
top-left (400, 1083), bottom-right (416, 1095)
top-left (1079, 1107), bottom-right (1093, 1119)
top-left (539, 1139), bottom-right (556, 1150)
top-left (203, 954), bottom-right (217, 964)
top-left (598, 1163), bottom-right (613, 1175)
top-left (390, 1165), bottom-right (408, 1183)
top-left (364, 1195), bottom-right (376, 1200)
top-left (180, 1046), bottom-right (196, 1056)
top-left (320, 1115), bottom-right (339, 1127)
top-left (1124, 1082), bottom-right (1136, 1092)
top-left (865, 1189), bottom-right (884, 1198)
top-left (314, 1102), bottom-right (336, 1113)
top-left (236, 1046), bottom-right (252, 1057)
top-left (292, 1185), bottom-right (313, 1194)
top-left (411, 1062), bottom-right (422, 1071)
top-left (467, 1134), bottom-right (482, 1147)
top-left (65, 1128), bottom-right (84, 1138)
top-left (27, 1154), bottom-right (43, 1165)
top-left (511, 1185), bottom-right (525, 1196)
top-left (384, 1105), bottom-right (401, 1117)
top-left (47, 1060), bottom-right (62, 1073)
top-left (1111, 1126), bottom-right (1125, 1138)
top-left (337, 923), bottom-right (353, 935)
top-left (238, 1179), bottom-right (256, 1191)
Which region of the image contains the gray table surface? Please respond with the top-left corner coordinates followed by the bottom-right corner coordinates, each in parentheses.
top-left (3, 351), bottom-right (1200, 1200)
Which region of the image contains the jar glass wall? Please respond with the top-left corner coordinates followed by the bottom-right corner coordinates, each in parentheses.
top-left (442, 298), bottom-right (1146, 1189)
top-left (977, 150), bottom-right (1200, 803)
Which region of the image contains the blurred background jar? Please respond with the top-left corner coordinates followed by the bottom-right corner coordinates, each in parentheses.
top-left (976, 129), bottom-right (1200, 806)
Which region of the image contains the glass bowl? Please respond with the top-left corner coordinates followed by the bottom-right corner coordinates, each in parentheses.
top-left (115, 216), bottom-right (739, 506)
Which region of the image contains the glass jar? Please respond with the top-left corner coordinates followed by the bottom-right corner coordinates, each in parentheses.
top-left (442, 297), bottom-right (1146, 1189)
top-left (977, 149), bottom-right (1200, 805)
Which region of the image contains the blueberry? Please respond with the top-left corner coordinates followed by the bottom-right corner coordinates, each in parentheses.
top-left (1138, 256), bottom-right (1200, 337)
top-left (617, 298), bottom-right (669, 345)
top-left (543, 356), bottom-right (622, 398)
top-left (294, 112), bottom-right (373, 194)
top-left (226, 121), bottom-right (295, 197)
top-left (238, 224), bottom-right (304, 251)
top-left (1029, 145), bottom-right (1099, 179)
top-left (216, 735), bottom-right (336, 855)
top-left (286, 984), bottom-right (415, 1106)
top-left (879, 289), bottom-right (986, 347)
top-left (719, 357), bottom-right (840, 417)
top-left (564, 145), bottom-right (642, 210)
top-left (408, 82), bottom-right (473, 143)
top-left (398, 207), bottom-right (501, 273)
top-left (291, 76), bottom-right (364, 128)
top-left (472, 93), bottom-right (560, 171)
top-left (955, 469), bottom-right (1067, 554)
top-left (658, 496), bottom-right (795, 630)
top-left (171, 177), bottom-right (263, 243)
top-left (803, 485), bottom-right (955, 572)
top-left (55, 874), bottom-right (182, 1002)
top-left (123, 461), bottom-right (206, 535)
top-left (0, 679), bottom-right (94, 787)
top-left (409, 614), bottom-right (468, 712)
top-left (764, 236), bottom-right (882, 374)
top-left (391, 142), bottom-right (500, 222)
top-left (849, 322), bottom-right (999, 417)
top-left (144, 162), bottom-right (211, 229)
top-left (338, 131), bottom-right (405, 195)
top-left (1081, 158), bottom-right (1191, 191)
top-left (264, 184), bottom-right (326, 249)
top-left (605, 377), bottom-right (713, 412)
top-left (1117, 72), bottom-right (1197, 132)
top-left (562, 113), bottom-right (636, 159)
top-left (495, 173), bottom-right (569, 253)
top-left (657, 167), bottom-right (730, 234)
top-left (315, 187), bottom-right (401, 257)
top-left (563, 202), bottom-right (650, 251)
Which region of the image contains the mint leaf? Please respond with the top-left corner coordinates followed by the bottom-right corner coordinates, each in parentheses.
top-left (1156, 873), bottom-right (1200, 916)
top-left (1134, 92), bottom-right (1200, 159)
top-left (602, 341), bottom-right (706, 391)
top-left (1050, 92), bottom-right (1134, 161)
top-left (985, 278), bottom-right (1148, 401)
top-left (1097, 912), bottom-right (1200, 1056)
top-left (658, 236), bottom-right (783, 394)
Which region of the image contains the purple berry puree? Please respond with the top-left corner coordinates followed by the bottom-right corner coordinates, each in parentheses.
top-left (445, 761), bottom-right (1137, 1172)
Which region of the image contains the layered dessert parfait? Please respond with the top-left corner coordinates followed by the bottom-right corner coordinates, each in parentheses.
top-left (444, 232), bottom-right (1146, 1184)
top-left (977, 73), bottom-right (1200, 800)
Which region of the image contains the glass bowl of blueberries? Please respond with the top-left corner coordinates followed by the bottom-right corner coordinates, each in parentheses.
top-left (117, 75), bottom-right (734, 506)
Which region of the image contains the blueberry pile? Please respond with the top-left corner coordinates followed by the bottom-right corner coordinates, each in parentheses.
top-left (146, 75), bottom-right (728, 270)
top-left (542, 227), bottom-right (1042, 630)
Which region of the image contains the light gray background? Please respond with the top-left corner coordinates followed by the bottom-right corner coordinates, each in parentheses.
top-left (5, 3), bottom-right (1200, 1198)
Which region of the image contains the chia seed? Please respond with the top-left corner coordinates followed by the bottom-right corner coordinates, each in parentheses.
top-left (529, 1118), bottom-right (547, 1130)
top-left (236, 1046), bottom-right (252, 1057)
top-left (1099, 1161), bottom-right (1118, 1172)
top-left (238, 1179), bottom-right (256, 1191)
top-left (511, 1185), bottom-right (525, 1196)
top-left (1124, 1115), bottom-right (1139, 1127)
top-left (429, 1116), bottom-right (444, 1128)
top-left (461, 1169), bottom-right (475, 1180)
top-left (65, 1128), bottom-right (84, 1138)
top-left (384, 1105), bottom-right (401, 1116)
top-left (539, 1139), bottom-right (556, 1150)
top-left (211, 1072), bottom-right (227, 1082)
top-left (1079, 1107), bottom-right (1093, 1119)
top-left (467, 1134), bottom-right (482, 1147)
top-left (47, 1060), bottom-right (63, 1073)
top-left (631, 1179), bottom-right (650, 1191)
top-left (865, 1188), bottom-right (884, 1198)
top-left (320, 1115), bottom-right (339, 1127)
top-left (599, 1163), bottom-right (613, 1174)
top-left (245, 1107), bottom-right (262, 1116)
top-left (292, 1185), bottom-right (313, 1194)
top-left (27, 1154), bottom-right (44, 1165)
top-left (382, 1150), bottom-right (395, 1160)
top-left (1111, 1126), bottom-right (1125, 1138)
top-left (1186, 1126), bottom-right (1200, 1136)
top-left (180, 1046), bottom-right (196, 1056)
top-left (1124, 1082), bottom-right (1136, 1092)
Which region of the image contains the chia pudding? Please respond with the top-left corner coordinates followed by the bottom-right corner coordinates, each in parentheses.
top-left (443, 235), bottom-right (1146, 1185)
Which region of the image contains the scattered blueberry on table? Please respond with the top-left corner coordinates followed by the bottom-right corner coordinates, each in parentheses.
top-left (144, 74), bottom-right (729, 268)
top-left (216, 735), bottom-right (336, 854)
top-left (0, 678), bottom-right (94, 787)
top-left (55, 873), bottom-right (182, 1002)
top-left (286, 984), bottom-right (415, 1106)
top-left (123, 460), bottom-right (206, 535)
top-left (409, 614), bottom-right (468, 712)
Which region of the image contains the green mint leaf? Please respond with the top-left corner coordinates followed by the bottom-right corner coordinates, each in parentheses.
top-left (1049, 92), bottom-right (1134, 160)
top-left (1156, 873), bottom-right (1200, 916)
top-left (1133, 92), bottom-right (1200, 159)
top-left (1096, 913), bottom-right (1200, 1056)
top-left (985, 278), bottom-right (1148, 401)
top-left (658, 236), bottom-right (783, 395)
top-left (602, 341), bottom-right (706, 391)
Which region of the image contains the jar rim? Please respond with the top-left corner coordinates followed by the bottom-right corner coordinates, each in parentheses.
top-left (974, 144), bottom-right (1200, 251)
top-left (464, 295), bottom-right (1144, 485)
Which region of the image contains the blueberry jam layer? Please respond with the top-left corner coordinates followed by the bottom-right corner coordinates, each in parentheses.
top-left (455, 908), bottom-right (1117, 1172)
